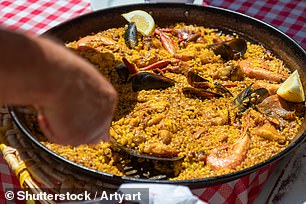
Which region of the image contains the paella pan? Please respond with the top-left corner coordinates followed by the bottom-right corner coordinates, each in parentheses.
top-left (9, 3), bottom-right (306, 188)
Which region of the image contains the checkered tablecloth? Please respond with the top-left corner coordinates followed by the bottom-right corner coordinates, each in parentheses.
top-left (205, 0), bottom-right (306, 50)
top-left (0, 0), bottom-right (91, 34)
top-left (0, 0), bottom-right (305, 203)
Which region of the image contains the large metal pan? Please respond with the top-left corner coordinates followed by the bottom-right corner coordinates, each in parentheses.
top-left (9, 3), bottom-right (306, 188)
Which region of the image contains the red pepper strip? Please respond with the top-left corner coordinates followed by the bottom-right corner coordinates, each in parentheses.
top-left (139, 60), bottom-right (171, 71)
top-left (122, 57), bottom-right (138, 74)
top-left (155, 28), bottom-right (176, 55)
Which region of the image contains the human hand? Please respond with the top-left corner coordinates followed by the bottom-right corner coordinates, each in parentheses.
top-left (0, 30), bottom-right (117, 146)
top-left (36, 68), bottom-right (117, 146)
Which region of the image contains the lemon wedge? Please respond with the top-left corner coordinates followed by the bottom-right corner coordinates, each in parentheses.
top-left (121, 10), bottom-right (155, 36)
top-left (277, 70), bottom-right (305, 102)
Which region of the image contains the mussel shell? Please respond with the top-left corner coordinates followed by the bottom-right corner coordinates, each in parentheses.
top-left (248, 88), bottom-right (269, 104)
top-left (187, 71), bottom-right (209, 88)
top-left (214, 82), bottom-right (233, 97)
top-left (233, 84), bottom-right (269, 111)
top-left (209, 38), bottom-right (247, 61)
top-left (210, 42), bottom-right (234, 61)
top-left (131, 72), bottom-right (175, 92)
top-left (115, 63), bottom-right (130, 82)
top-left (227, 38), bottom-right (247, 59)
top-left (233, 83), bottom-right (254, 106)
top-left (124, 22), bottom-right (138, 49)
top-left (187, 71), bottom-right (232, 96)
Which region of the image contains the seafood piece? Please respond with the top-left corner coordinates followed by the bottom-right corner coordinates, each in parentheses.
top-left (142, 35), bottom-right (164, 51)
top-left (183, 71), bottom-right (232, 98)
top-left (155, 28), bottom-right (176, 55)
top-left (139, 60), bottom-right (172, 71)
top-left (187, 71), bottom-right (210, 88)
top-left (185, 32), bottom-right (202, 43)
top-left (214, 62), bottom-right (245, 81)
top-left (239, 59), bottom-right (287, 82)
top-left (253, 81), bottom-right (281, 95)
top-left (160, 27), bottom-right (202, 43)
top-left (257, 95), bottom-right (297, 121)
top-left (258, 94), bottom-right (290, 110)
top-left (209, 38), bottom-right (247, 61)
top-left (206, 127), bottom-right (250, 170)
top-left (233, 83), bottom-right (269, 112)
top-left (132, 49), bottom-right (161, 68)
top-left (215, 59), bottom-right (287, 83)
top-left (136, 59), bottom-right (180, 75)
top-left (131, 72), bottom-right (175, 92)
top-left (115, 63), bottom-right (131, 82)
top-left (124, 22), bottom-right (138, 49)
top-left (143, 142), bottom-right (179, 158)
top-left (122, 57), bottom-right (138, 74)
top-left (181, 29), bottom-right (201, 42)
top-left (115, 57), bottom-right (138, 82)
top-left (76, 35), bottom-right (116, 51)
top-left (110, 138), bottom-right (181, 161)
top-left (254, 122), bottom-right (286, 144)
top-left (227, 38), bottom-right (247, 58)
top-left (116, 58), bottom-right (175, 91)
top-left (214, 82), bottom-right (233, 97)
top-left (209, 42), bottom-right (233, 61)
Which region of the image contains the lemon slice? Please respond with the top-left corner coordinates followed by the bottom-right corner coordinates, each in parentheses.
top-left (277, 70), bottom-right (305, 102)
top-left (122, 10), bottom-right (155, 36)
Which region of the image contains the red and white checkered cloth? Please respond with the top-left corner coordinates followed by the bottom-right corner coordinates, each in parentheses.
top-left (0, 162), bottom-right (24, 204)
top-left (0, 0), bottom-right (305, 203)
top-left (0, 0), bottom-right (91, 34)
top-left (205, 0), bottom-right (306, 50)
top-left (192, 164), bottom-right (275, 204)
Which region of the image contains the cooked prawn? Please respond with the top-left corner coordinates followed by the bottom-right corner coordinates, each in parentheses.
top-left (206, 127), bottom-right (250, 170)
top-left (239, 59), bottom-right (287, 82)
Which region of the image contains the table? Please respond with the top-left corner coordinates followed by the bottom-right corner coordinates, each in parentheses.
top-left (0, 0), bottom-right (305, 203)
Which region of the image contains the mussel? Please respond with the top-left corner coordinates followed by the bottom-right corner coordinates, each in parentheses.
top-left (228, 38), bottom-right (247, 58)
top-left (115, 63), bottom-right (130, 82)
top-left (183, 71), bottom-right (232, 99)
top-left (116, 58), bottom-right (175, 92)
top-left (187, 71), bottom-right (210, 88)
top-left (115, 57), bottom-right (138, 82)
top-left (209, 38), bottom-right (247, 61)
top-left (124, 22), bottom-right (138, 49)
top-left (131, 72), bottom-right (175, 92)
top-left (233, 83), bottom-right (269, 112)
